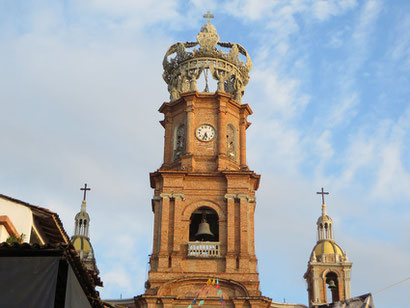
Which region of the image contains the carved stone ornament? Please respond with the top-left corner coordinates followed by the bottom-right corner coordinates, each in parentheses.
top-left (163, 22), bottom-right (252, 103)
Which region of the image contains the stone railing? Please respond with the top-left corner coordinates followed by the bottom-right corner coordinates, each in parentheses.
top-left (187, 242), bottom-right (220, 257)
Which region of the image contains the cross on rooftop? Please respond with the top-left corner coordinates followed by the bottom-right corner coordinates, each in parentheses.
top-left (316, 187), bottom-right (329, 205)
top-left (203, 11), bottom-right (214, 24)
top-left (80, 183), bottom-right (91, 201)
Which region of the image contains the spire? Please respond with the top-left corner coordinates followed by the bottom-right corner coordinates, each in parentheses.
top-left (317, 187), bottom-right (329, 217)
top-left (74, 184), bottom-right (91, 237)
top-left (322, 202), bottom-right (327, 216)
top-left (316, 187), bottom-right (333, 242)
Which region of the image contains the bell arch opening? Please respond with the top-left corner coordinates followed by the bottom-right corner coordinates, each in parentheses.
top-left (325, 271), bottom-right (339, 303)
top-left (189, 206), bottom-right (219, 242)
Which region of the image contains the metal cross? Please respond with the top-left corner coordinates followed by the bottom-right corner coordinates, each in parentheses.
top-left (203, 11), bottom-right (214, 24)
top-left (80, 183), bottom-right (91, 201)
top-left (316, 187), bottom-right (329, 204)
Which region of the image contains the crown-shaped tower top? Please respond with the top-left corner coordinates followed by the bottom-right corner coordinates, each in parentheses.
top-left (163, 13), bottom-right (252, 103)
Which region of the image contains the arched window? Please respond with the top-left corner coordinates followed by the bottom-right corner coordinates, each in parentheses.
top-left (226, 124), bottom-right (236, 160)
top-left (325, 272), bottom-right (339, 303)
top-left (189, 207), bottom-right (219, 242)
top-left (174, 124), bottom-right (185, 160)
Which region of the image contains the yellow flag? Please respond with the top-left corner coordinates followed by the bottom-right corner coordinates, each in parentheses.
top-left (212, 278), bottom-right (216, 285)
top-left (207, 278), bottom-right (211, 285)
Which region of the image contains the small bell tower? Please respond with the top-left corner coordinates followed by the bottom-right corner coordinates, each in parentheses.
top-left (71, 183), bottom-right (99, 274)
top-left (304, 188), bottom-right (352, 306)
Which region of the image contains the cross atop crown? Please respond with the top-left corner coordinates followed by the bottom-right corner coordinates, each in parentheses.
top-left (203, 11), bottom-right (214, 24)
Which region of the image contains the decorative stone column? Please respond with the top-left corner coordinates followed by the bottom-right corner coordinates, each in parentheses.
top-left (343, 268), bottom-right (351, 299)
top-left (152, 196), bottom-right (162, 255)
top-left (163, 112), bottom-right (173, 166)
top-left (172, 193), bottom-right (185, 270)
top-left (185, 100), bottom-right (195, 155)
top-left (225, 193), bottom-right (236, 272)
top-left (158, 193), bottom-right (171, 269)
top-left (238, 193), bottom-right (249, 270)
top-left (239, 117), bottom-right (247, 168)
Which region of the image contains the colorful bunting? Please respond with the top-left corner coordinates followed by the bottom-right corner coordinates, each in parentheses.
top-left (187, 278), bottom-right (226, 308)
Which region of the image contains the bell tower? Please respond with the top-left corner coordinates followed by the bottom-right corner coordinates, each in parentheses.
top-left (304, 188), bottom-right (352, 307)
top-left (135, 14), bottom-right (271, 308)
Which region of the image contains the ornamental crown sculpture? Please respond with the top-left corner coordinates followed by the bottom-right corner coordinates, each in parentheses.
top-left (162, 15), bottom-right (252, 103)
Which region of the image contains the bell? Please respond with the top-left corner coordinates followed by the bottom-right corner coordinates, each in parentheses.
top-left (195, 214), bottom-right (214, 241)
top-left (328, 280), bottom-right (336, 289)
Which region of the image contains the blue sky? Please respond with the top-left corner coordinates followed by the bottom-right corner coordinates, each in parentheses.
top-left (1, 0), bottom-right (410, 307)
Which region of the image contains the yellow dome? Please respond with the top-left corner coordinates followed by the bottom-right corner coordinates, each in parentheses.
top-left (72, 236), bottom-right (93, 253)
top-left (313, 240), bottom-right (343, 256)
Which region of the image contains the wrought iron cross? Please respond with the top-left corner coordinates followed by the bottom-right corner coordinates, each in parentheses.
top-left (80, 183), bottom-right (91, 201)
top-left (316, 187), bottom-right (329, 204)
top-left (203, 11), bottom-right (214, 24)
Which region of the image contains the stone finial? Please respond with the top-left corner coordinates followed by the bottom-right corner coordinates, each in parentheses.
top-left (310, 251), bottom-right (317, 262)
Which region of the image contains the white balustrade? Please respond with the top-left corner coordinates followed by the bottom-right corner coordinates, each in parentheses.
top-left (187, 242), bottom-right (220, 257)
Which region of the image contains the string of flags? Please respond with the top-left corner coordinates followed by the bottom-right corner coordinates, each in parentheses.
top-left (187, 278), bottom-right (226, 308)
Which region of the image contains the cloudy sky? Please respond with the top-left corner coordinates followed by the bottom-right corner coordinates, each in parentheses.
top-left (1, 0), bottom-right (410, 306)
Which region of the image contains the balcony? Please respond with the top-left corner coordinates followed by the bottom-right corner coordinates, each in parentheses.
top-left (187, 242), bottom-right (220, 257)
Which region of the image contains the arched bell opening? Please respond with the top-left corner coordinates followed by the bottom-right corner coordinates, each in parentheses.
top-left (325, 272), bottom-right (339, 303)
top-left (189, 207), bottom-right (219, 242)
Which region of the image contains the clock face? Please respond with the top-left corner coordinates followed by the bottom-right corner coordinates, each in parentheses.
top-left (196, 124), bottom-right (216, 142)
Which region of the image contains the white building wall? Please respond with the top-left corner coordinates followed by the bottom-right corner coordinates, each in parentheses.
top-left (0, 225), bottom-right (10, 242)
top-left (0, 198), bottom-right (33, 242)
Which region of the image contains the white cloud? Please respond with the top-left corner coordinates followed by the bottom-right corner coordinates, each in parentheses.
top-left (313, 0), bottom-right (358, 21)
top-left (389, 14), bottom-right (410, 71)
top-left (326, 93), bottom-right (358, 128)
top-left (102, 267), bottom-right (134, 295)
top-left (252, 68), bottom-right (308, 120)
